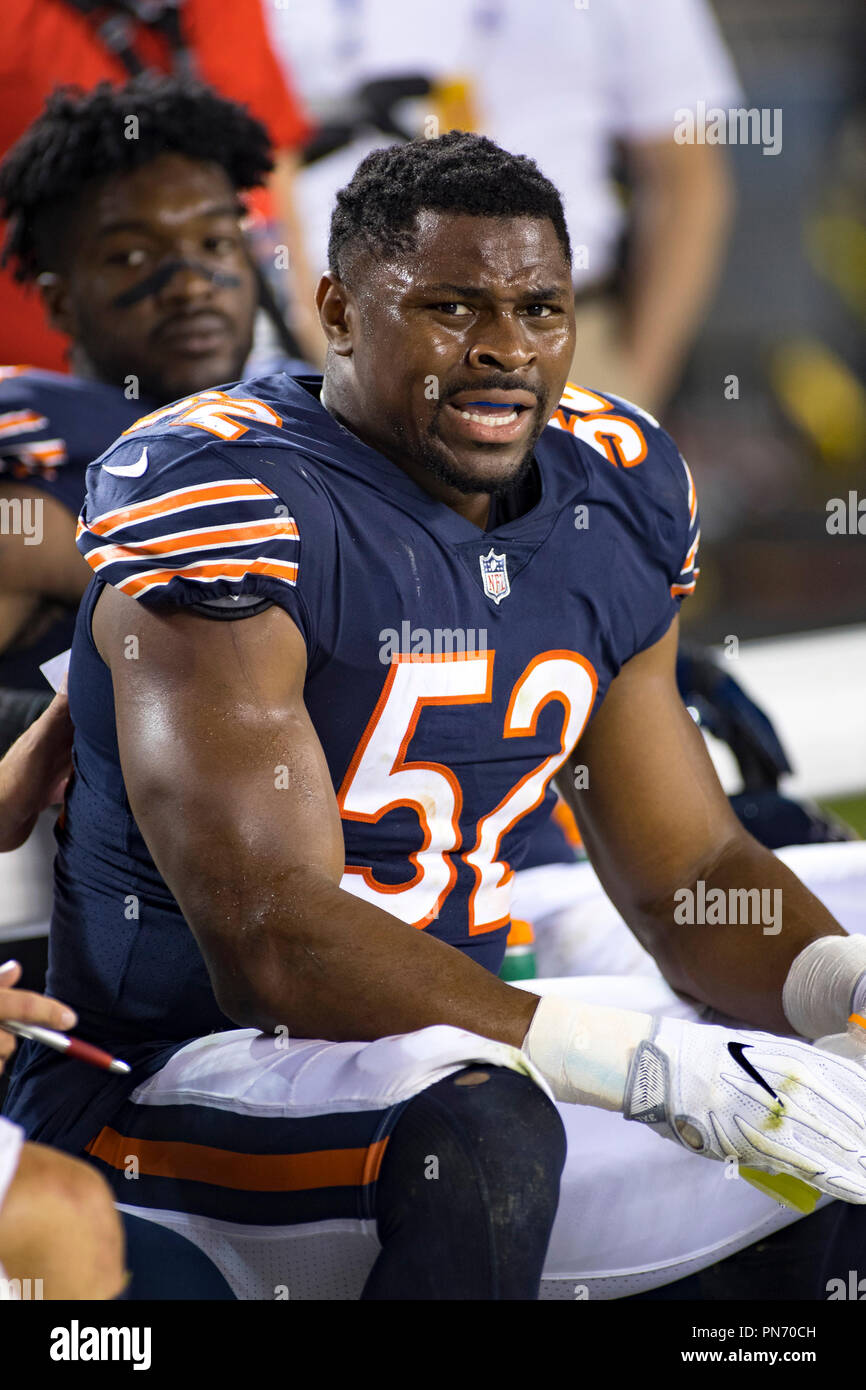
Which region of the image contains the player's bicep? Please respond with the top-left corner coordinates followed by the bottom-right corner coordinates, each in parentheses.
top-left (92, 584), bottom-right (344, 956)
top-left (558, 617), bottom-right (743, 918)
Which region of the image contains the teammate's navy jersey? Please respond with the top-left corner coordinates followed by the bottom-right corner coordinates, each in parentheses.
top-left (4, 373), bottom-right (699, 1147)
top-left (0, 366), bottom-right (158, 687)
top-left (0, 366), bottom-right (158, 515)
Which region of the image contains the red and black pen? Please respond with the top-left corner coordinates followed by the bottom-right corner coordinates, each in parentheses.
top-left (0, 1020), bottom-right (130, 1074)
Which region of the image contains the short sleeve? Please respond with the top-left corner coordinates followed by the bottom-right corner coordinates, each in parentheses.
top-left (669, 453), bottom-right (701, 603)
top-left (609, 0), bottom-right (743, 141)
top-left (574, 388), bottom-right (700, 658)
top-left (634, 434), bottom-right (701, 655)
top-left (0, 381), bottom-right (67, 478)
top-left (0, 369), bottom-right (158, 517)
top-left (75, 433), bottom-right (313, 640)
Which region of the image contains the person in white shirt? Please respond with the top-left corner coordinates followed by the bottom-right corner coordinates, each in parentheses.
top-left (264, 0), bottom-right (740, 412)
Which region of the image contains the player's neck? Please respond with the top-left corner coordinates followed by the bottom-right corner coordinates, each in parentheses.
top-left (320, 378), bottom-right (492, 529)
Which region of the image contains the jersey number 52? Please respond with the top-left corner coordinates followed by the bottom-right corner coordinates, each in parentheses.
top-left (338, 650), bottom-right (597, 935)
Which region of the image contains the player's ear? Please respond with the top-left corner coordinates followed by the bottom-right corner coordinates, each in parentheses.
top-left (316, 273), bottom-right (354, 357)
top-left (36, 271), bottom-right (75, 336)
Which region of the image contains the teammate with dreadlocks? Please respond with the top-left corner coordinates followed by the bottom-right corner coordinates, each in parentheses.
top-left (4, 129), bottom-right (866, 1301)
top-left (0, 74), bottom-right (308, 700)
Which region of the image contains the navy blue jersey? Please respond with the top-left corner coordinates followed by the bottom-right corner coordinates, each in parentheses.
top-left (0, 366), bottom-right (159, 516)
top-left (4, 374), bottom-right (699, 1147)
top-left (519, 791), bottom-right (583, 871)
top-left (0, 367), bottom-right (158, 688)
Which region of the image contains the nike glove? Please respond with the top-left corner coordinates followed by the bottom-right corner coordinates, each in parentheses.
top-left (624, 1016), bottom-right (866, 1202)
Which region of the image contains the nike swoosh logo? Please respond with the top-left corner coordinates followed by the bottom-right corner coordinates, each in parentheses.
top-left (103, 446), bottom-right (149, 477)
top-left (727, 1041), bottom-right (780, 1102)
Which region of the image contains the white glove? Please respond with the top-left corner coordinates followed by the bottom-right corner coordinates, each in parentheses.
top-left (624, 1015), bottom-right (866, 1203)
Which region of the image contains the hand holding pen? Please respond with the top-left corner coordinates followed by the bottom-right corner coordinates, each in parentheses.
top-left (0, 959), bottom-right (129, 1076)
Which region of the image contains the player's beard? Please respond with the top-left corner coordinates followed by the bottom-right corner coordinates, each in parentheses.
top-left (402, 396), bottom-right (548, 497)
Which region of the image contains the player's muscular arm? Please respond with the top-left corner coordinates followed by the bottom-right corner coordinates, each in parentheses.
top-left (92, 586), bottom-right (537, 1046)
top-left (556, 618), bottom-right (845, 1033)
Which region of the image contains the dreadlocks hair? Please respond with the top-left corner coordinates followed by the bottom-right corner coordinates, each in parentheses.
top-left (0, 73), bottom-right (275, 281)
top-left (327, 130), bottom-right (572, 284)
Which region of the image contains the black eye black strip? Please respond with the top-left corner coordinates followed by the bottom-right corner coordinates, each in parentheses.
top-left (112, 260), bottom-right (243, 308)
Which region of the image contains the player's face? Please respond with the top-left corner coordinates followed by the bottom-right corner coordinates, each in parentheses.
top-left (55, 153), bottom-right (257, 403)
top-left (332, 211), bottom-right (574, 511)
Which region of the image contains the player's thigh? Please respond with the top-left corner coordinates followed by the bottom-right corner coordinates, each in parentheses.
top-left (91, 1026), bottom-right (546, 1299)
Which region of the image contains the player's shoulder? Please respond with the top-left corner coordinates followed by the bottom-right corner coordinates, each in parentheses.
top-left (0, 363), bottom-right (69, 405)
top-left (546, 382), bottom-right (688, 483)
top-left (542, 382), bottom-right (699, 594)
top-left (0, 364), bottom-right (121, 416)
top-left (78, 376), bottom-right (337, 611)
top-left (90, 374), bottom-right (327, 504)
top-left (542, 381), bottom-right (696, 524)
top-left (101, 372), bottom-right (318, 440)
top-left (0, 365), bottom-right (152, 487)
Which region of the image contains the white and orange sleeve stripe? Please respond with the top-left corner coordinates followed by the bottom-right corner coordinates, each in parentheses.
top-left (77, 474), bottom-right (300, 601)
top-left (670, 455), bottom-right (700, 598)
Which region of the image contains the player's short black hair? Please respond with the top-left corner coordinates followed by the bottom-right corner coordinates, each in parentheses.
top-left (0, 73), bottom-right (274, 281)
top-left (327, 130), bottom-right (572, 282)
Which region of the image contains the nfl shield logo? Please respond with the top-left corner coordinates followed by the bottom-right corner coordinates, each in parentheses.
top-left (479, 548), bottom-right (510, 604)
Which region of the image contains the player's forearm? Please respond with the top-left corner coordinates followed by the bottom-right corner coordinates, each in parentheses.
top-left (0, 765), bottom-right (38, 852)
top-left (0, 690), bottom-right (68, 849)
top-left (623, 143), bottom-right (734, 408)
top-left (269, 153), bottom-right (326, 368)
top-left (635, 833), bottom-right (845, 1031)
top-left (171, 857), bottom-right (538, 1047)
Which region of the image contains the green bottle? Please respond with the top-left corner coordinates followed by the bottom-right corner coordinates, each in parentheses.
top-left (499, 918), bottom-right (537, 982)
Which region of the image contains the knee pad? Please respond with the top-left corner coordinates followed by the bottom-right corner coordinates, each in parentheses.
top-left (367, 1065), bottom-right (565, 1299)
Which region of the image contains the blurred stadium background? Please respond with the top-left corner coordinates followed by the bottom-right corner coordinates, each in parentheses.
top-left (666, 0), bottom-right (865, 830)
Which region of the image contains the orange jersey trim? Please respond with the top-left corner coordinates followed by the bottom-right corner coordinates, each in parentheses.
top-left (86, 1126), bottom-right (389, 1192)
top-left (671, 578), bottom-right (698, 596)
top-left (85, 518), bottom-right (297, 572)
top-left (682, 528), bottom-right (701, 572)
top-left (81, 479), bottom-right (281, 539)
top-left (111, 556), bottom-right (299, 597)
top-left (0, 409), bottom-right (45, 435)
top-left (682, 458), bottom-right (698, 526)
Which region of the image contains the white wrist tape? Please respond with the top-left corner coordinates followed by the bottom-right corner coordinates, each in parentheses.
top-left (522, 993), bottom-right (652, 1110)
top-left (782, 935), bottom-right (866, 1039)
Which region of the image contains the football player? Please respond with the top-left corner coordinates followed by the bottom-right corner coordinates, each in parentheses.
top-left (0, 75), bottom-right (308, 696)
top-left (5, 132), bottom-right (866, 1300)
